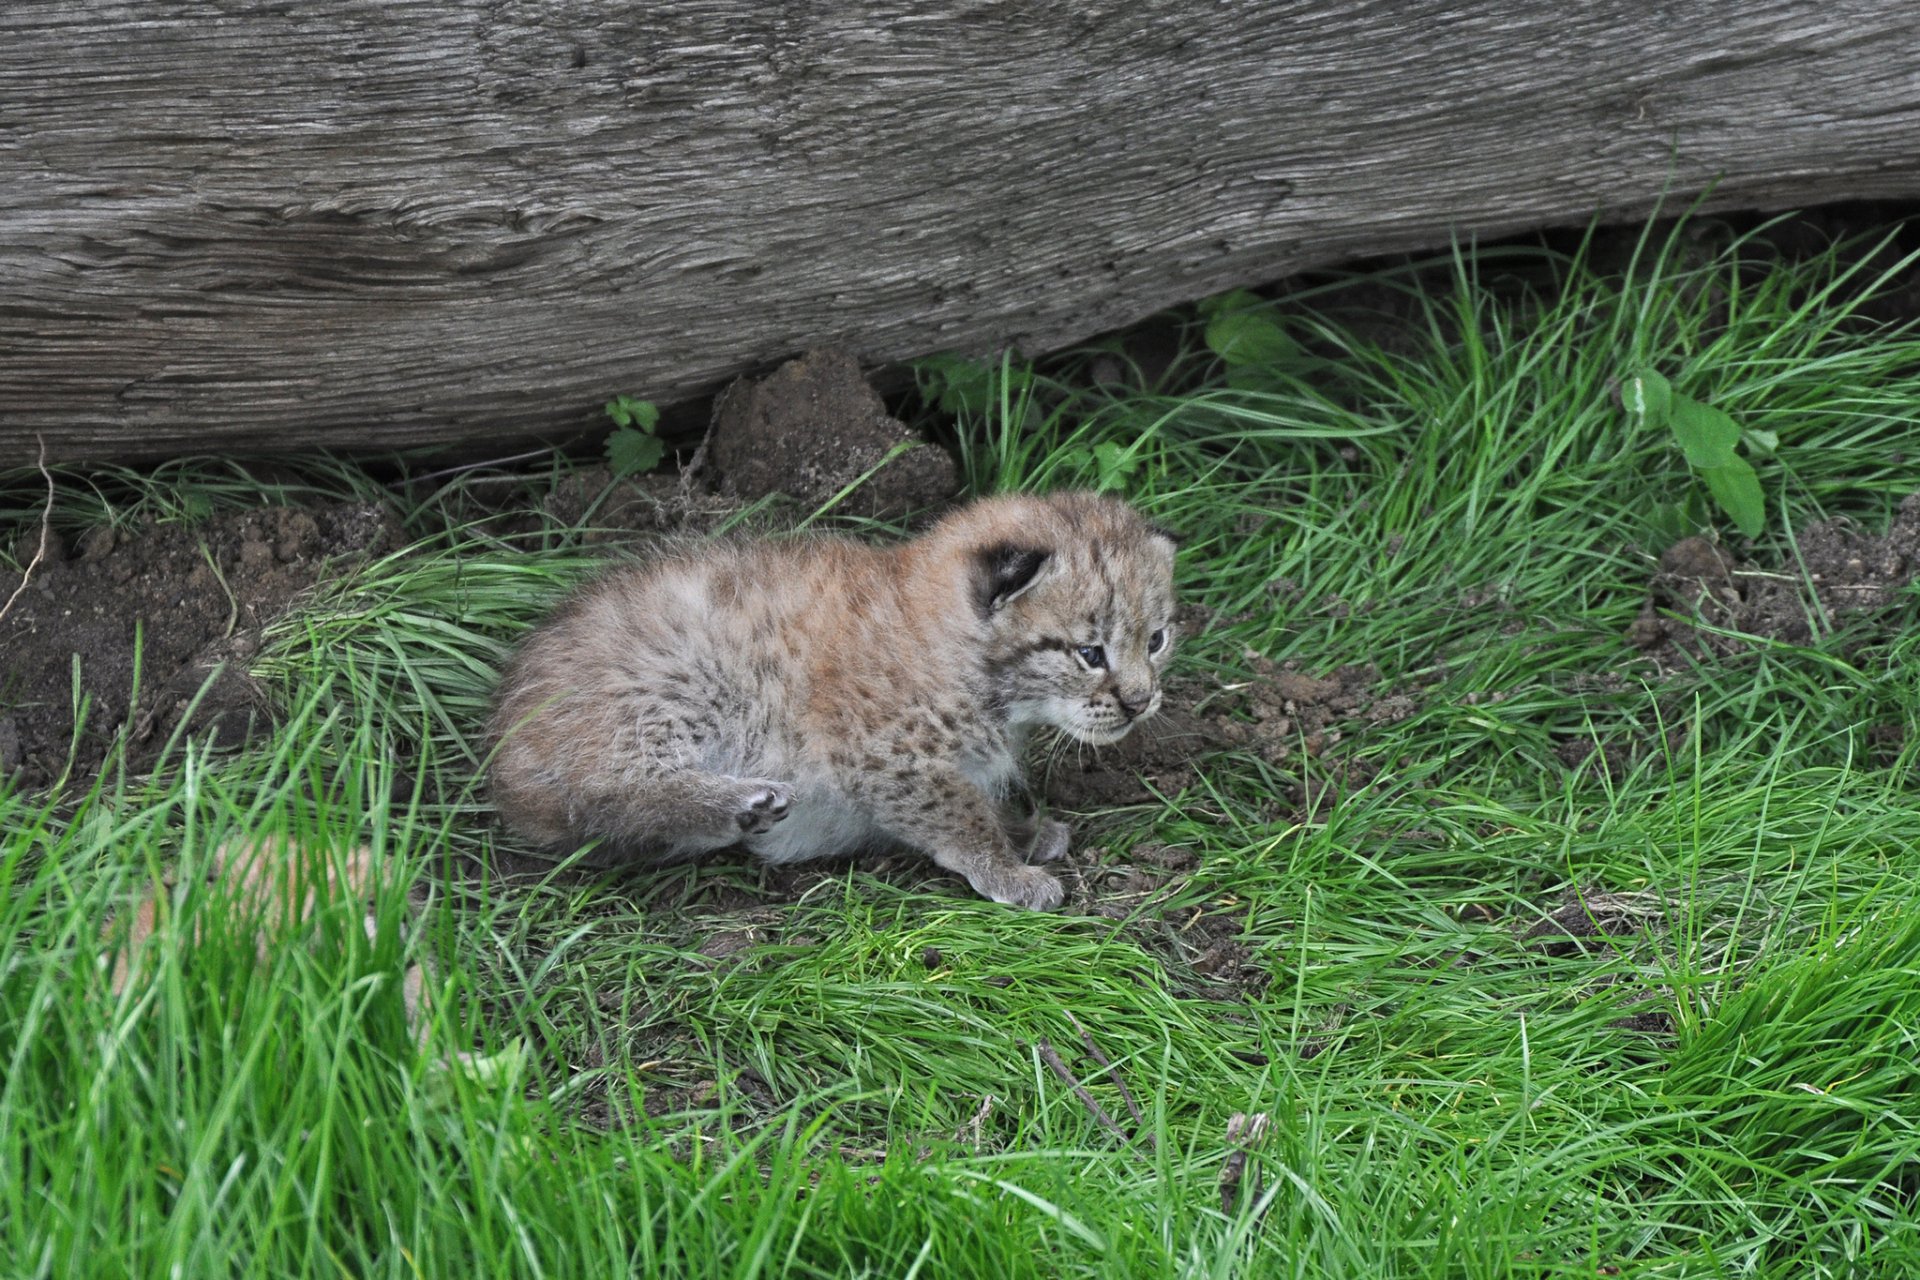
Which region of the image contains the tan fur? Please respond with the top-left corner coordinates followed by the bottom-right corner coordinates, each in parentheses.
top-left (105, 837), bottom-right (431, 1040)
top-left (488, 492), bottom-right (1178, 909)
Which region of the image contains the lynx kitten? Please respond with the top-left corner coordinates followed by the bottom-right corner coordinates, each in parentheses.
top-left (487, 492), bottom-right (1177, 909)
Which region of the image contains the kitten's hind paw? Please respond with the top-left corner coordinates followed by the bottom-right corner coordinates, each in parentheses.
top-left (734, 782), bottom-right (793, 834)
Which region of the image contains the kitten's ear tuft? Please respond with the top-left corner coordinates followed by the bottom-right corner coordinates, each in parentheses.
top-left (976, 544), bottom-right (1050, 613)
top-left (1148, 524), bottom-right (1183, 549)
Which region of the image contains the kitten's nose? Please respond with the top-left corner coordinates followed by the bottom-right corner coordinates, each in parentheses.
top-left (1116, 687), bottom-right (1154, 720)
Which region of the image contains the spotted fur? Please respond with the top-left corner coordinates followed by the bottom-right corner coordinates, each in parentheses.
top-left (487, 492), bottom-right (1177, 909)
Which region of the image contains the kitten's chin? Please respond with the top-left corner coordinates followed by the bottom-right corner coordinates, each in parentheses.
top-left (1065, 722), bottom-right (1135, 747)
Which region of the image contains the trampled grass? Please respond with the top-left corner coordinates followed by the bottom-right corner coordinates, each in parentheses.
top-left (5, 215), bottom-right (1920, 1276)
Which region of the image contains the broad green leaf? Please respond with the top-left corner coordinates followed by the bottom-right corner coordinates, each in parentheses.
top-left (1668, 395), bottom-right (1741, 469)
top-left (606, 427), bottom-right (665, 478)
top-left (1743, 428), bottom-right (1780, 457)
top-left (1091, 441), bottom-right (1140, 490)
top-left (1205, 308), bottom-right (1295, 369)
top-left (919, 354), bottom-right (994, 417)
top-left (1625, 369), bottom-right (1672, 426)
top-left (1224, 365), bottom-right (1279, 392)
top-left (1701, 457), bottom-right (1765, 538)
top-left (1649, 490), bottom-right (1711, 544)
top-left (1054, 446), bottom-right (1096, 481)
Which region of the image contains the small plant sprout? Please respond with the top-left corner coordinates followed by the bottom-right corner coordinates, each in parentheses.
top-left (603, 394), bottom-right (664, 477)
top-left (1625, 369), bottom-right (1769, 538)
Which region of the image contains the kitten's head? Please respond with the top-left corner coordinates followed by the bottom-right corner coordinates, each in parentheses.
top-left (957, 492), bottom-right (1179, 745)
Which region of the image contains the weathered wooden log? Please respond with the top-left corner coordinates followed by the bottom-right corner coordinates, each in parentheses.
top-left (5, 2), bottom-right (1920, 463)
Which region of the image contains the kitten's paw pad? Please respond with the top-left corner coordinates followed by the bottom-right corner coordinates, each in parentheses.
top-left (980, 864), bottom-right (1065, 912)
top-left (1026, 818), bottom-right (1071, 865)
top-left (735, 783), bottom-right (793, 833)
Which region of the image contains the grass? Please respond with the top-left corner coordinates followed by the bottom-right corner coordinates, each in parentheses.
top-left (5, 213), bottom-right (1920, 1276)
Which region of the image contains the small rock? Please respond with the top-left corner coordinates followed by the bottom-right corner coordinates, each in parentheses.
top-left (76, 525), bottom-right (117, 561)
top-left (273, 510), bottom-right (321, 562)
top-left (1657, 535), bottom-right (1734, 583)
top-left (1132, 842), bottom-right (1198, 872)
top-left (1273, 672), bottom-right (1337, 704)
top-left (1190, 940), bottom-right (1247, 978)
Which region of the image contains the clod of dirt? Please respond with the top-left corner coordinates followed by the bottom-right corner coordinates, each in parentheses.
top-left (1630, 495), bottom-right (1920, 670)
top-left (1132, 841), bottom-right (1198, 874)
top-left (1554, 735), bottom-right (1640, 780)
top-left (0, 502), bottom-right (399, 788)
top-left (703, 348), bottom-right (959, 518)
top-left (1070, 839), bottom-right (1268, 998)
top-left (1188, 938), bottom-right (1251, 980)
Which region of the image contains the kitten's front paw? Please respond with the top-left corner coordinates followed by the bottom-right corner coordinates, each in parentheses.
top-left (975, 863), bottom-right (1065, 912)
top-left (734, 782), bottom-right (793, 834)
top-left (1025, 818), bottom-right (1071, 865)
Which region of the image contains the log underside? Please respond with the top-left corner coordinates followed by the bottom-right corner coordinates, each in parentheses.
top-left (5, 2), bottom-right (1920, 463)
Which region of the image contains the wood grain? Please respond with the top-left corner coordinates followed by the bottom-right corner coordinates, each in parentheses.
top-left (5, 2), bottom-right (1920, 462)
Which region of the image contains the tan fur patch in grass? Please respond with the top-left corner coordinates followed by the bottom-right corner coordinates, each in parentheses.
top-left (105, 836), bottom-right (431, 1042)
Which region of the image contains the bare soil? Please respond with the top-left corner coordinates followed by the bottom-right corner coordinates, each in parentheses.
top-left (1629, 493), bottom-right (1920, 669)
top-left (0, 502), bottom-right (398, 787)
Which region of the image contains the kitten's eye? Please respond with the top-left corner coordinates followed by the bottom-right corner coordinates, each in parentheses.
top-left (1148, 628), bottom-right (1168, 655)
top-left (1075, 645), bottom-right (1108, 670)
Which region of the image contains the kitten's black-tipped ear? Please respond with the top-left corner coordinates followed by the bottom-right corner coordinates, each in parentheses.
top-left (1149, 524), bottom-right (1183, 549)
top-left (977, 544), bottom-right (1050, 613)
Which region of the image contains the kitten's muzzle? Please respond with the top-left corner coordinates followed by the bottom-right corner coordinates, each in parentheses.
top-left (1115, 687), bottom-right (1156, 721)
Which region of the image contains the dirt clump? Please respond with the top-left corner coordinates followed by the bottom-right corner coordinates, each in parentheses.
top-left (703, 348), bottom-right (959, 519)
top-left (0, 501), bottom-right (399, 788)
top-left (1060, 839), bottom-right (1266, 999)
top-left (1629, 495), bottom-right (1920, 671)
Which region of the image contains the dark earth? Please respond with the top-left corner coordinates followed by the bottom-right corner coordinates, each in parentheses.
top-left (0, 502), bottom-right (399, 788)
top-left (1628, 493), bottom-right (1920, 669)
top-left (703, 346), bottom-right (959, 520)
